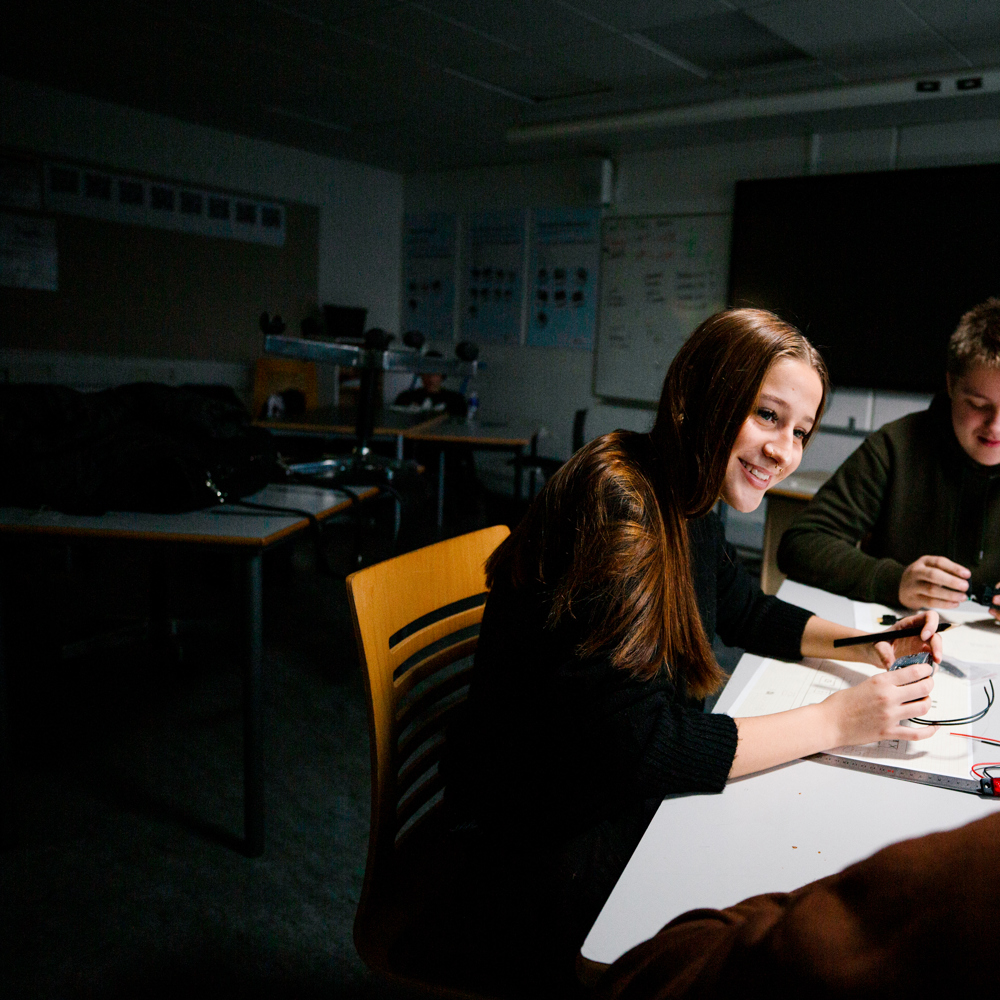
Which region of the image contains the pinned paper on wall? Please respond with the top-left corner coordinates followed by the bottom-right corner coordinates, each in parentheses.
top-left (594, 213), bottom-right (729, 402)
top-left (527, 208), bottom-right (600, 349)
top-left (0, 212), bottom-right (57, 291)
top-left (403, 213), bottom-right (456, 341)
top-left (461, 210), bottom-right (524, 345)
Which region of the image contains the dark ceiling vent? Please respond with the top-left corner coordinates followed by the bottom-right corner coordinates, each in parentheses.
top-left (641, 11), bottom-right (812, 74)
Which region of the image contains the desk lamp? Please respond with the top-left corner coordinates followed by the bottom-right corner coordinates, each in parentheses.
top-left (263, 328), bottom-right (478, 486)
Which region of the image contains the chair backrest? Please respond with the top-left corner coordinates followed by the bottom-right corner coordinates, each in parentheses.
top-left (346, 525), bottom-right (510, 958)
top-left (251, 356), bottom-right (318, 419)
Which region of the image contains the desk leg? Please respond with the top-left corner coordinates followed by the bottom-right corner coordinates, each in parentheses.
top-left (436, 448), bottom-right (446, 531)
top-left (241, 550), bottom-right (265, 856)
top-left (396, 433), bottom-right (404, 461)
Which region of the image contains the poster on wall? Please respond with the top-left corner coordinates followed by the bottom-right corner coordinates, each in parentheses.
top-left (527, 207), bottom-right (600, 349)
top-left (402, 213), bottom-right (456, 341)
top-left (0, 212), bottom-right (57, 290)
top-left (461, 210), bottom-right (524, 345)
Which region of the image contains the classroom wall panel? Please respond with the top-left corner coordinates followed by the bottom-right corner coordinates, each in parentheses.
top-left (0, 74), bottom-right (403, 340)
top-left (405, 117), bottom-right (1000, 547)
top-left (2, 199), bottom-right (317, 363)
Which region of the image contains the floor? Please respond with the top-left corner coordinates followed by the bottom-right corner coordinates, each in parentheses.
top-left (0, 487), bottom-right (746, 999)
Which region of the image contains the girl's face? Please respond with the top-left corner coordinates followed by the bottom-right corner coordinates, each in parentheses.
top-left (721, 358), bottom-right (824, 513)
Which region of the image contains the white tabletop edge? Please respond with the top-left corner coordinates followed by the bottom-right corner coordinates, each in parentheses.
top-left (0, 483), bottom-right (369, 543)
top-left (581, 578), bottom-right (1000, 967)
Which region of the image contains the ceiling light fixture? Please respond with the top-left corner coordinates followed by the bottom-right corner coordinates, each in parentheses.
top-left (507, 68), bottom-right (1000, 142)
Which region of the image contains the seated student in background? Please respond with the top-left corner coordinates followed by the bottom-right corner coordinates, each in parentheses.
top-left (395, 351), bottom-right (481, 531)
top-left (393, 351), bottom-right (468, 416)
top-left (778, 297), bottom-right (1000, 614)
top-left (442, 309), bottom-right (941, 982)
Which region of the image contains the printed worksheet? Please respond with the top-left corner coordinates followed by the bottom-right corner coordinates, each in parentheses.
top-left (725, 656), bottom-right (975, 781)
top-left (854, 600), bottom-right (1000, 667)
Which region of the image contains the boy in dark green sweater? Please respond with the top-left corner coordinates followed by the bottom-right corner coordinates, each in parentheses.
top-left (778, 297), bottom-right (1000, 615)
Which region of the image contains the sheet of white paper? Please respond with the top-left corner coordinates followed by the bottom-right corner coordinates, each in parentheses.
top-left (852, 600), bottom-right (1000, 665)
top-left (725, 656), bottom-right (975, 780)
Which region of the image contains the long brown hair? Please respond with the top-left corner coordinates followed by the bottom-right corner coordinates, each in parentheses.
top-left (487, 309), bottom-right (829, 697)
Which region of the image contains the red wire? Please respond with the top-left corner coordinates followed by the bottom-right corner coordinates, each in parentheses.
top-left (950, 731), bottom-right (1000, 745)
top-left (971, 760), bottom-right (1000, 778)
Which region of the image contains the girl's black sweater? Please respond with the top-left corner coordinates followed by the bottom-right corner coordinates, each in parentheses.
top-left (445, 506), bottom-right (813, 940)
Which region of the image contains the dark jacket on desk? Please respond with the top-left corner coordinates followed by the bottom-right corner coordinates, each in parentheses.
top-left (444, 432), bottom-right (813, 950)
top-left (777, 393), bottom-right (1000, 606)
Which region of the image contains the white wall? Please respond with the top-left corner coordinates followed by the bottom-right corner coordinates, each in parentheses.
top-left (405, 118), bottom-right (1000, 539)
top-left (0, 75), bottom-right (403, 399)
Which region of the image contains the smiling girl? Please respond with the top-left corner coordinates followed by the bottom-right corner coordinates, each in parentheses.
top-left (444, 309), bottom-right (943, 967)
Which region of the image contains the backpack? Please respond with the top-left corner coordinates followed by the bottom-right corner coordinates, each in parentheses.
top-left (0, 382), bottom-right (279, 514)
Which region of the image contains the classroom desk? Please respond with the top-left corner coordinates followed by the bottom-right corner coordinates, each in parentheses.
top-left (255, 405), bottom-right (445, 460)
top-left (404, 416), bottom-right (540, 528)
top-left (0, 483), bottom-right (374, 856)
top-left (581, 578), bottom-right (1000, 968)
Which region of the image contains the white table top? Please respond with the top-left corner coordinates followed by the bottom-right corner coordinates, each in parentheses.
top-left (0, 483), bottom-right (375, 547)
top-left (581, 578), bottom-right (1000, 966)
top-left (404, 415), bottom-right (538, 447)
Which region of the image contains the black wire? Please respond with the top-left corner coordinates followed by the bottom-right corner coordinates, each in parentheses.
top-left (224, 498), bottom-right (333, 574)
top-left (908, 679), bottom-right (995, 726)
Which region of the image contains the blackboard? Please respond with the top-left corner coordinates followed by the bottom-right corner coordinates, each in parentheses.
top-left (594, 213), bottom-right (730, 403)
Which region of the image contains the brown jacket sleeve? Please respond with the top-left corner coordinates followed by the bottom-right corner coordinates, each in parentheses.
top-left (598, 810), bottom-right (1000, 1000)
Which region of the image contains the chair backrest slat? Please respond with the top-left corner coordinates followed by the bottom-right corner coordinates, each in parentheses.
top-left (397, 695), bottom-right (467, 771)
top-left (396, 769), bottom-right (446, 831)
top-left (394, 631), bottom-right (478, 696)
top-left (396, 665), bottom-right (474, 737)
top-left (397, 737), bottom-right (446, 800)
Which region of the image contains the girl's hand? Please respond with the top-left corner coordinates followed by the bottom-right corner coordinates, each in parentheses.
top-left (867, 610), bottom-right (943, 670)
top-left (823, 660), bottom-right (936, 746)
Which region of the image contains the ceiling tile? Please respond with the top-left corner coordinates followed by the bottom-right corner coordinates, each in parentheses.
top-left (255, 0), bottom-right (401, 29)
top-left (750, 0), bottom-right (931, 49)
top-left (552, 0), bottom-right (733, 32)
top-left (749, 0), bottom-right (964, 73)
top-left (407, 0), bottom-right (601, 53)
top-left (643, 10), bottom-right (813, 72)
top-left (903, 0), bottom-right (1000, 57)
top-left (535, 30), bottom-right (701, 82)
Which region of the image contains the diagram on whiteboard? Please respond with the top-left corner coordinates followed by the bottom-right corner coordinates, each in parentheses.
top-left (595, 214), bottom-right (729, 402)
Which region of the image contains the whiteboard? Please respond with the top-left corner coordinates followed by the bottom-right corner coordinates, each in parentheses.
top-left (594, 213), bottom-right (730, 402)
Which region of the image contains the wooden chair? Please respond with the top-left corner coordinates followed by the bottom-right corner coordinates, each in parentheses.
top-left (250, 356), bottom-right (318, 419)
top-left (345, 525), bottom-right (512, 996)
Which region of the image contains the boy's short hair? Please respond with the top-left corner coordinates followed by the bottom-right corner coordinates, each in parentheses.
top-left (948, 297), bottom-right (1000, 377)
